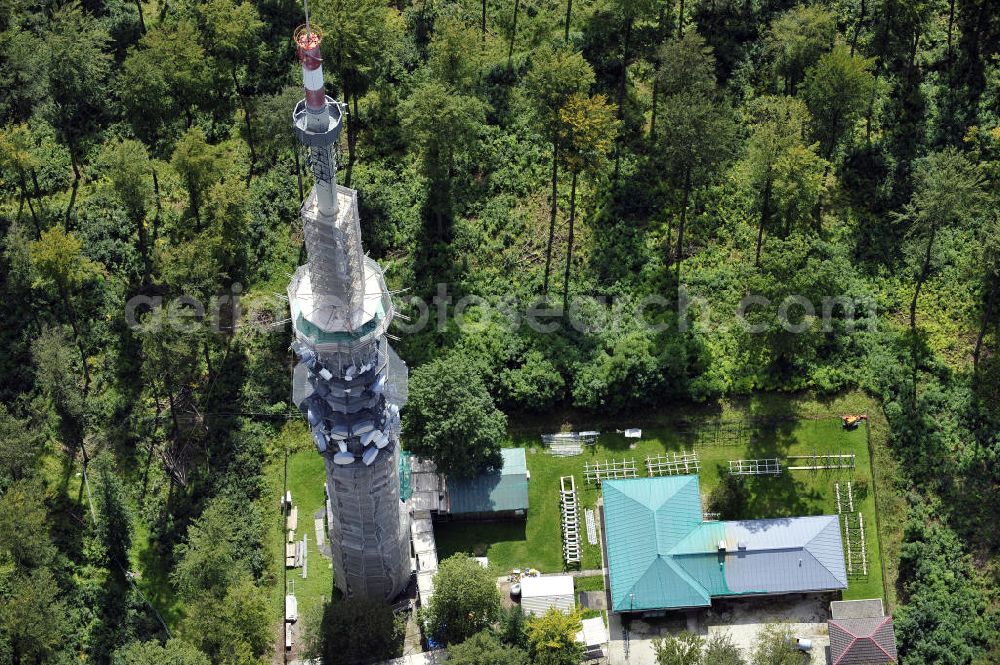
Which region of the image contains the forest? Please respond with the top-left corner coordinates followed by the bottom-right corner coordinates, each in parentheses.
top-left (0, 0), bottom-right (998, 662)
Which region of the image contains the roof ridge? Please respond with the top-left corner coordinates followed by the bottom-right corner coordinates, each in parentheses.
top-left (617, 556), bottom-right (709, 611)
top-left (869, 617), bottom-right (897, 661)
top-left (665, 557), bottom-right (711, 603)
top-left (833, 635), bottom-right (859, 665)
top-left (802, 514), bottom-right (840, 545)
top-left (803, 516), bottom-right (849, 584)
top-left (793, 548), bottom-right (847, 589)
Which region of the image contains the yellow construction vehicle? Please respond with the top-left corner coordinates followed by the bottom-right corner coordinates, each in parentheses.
top-left (842, 414), bottom-right (868, 429)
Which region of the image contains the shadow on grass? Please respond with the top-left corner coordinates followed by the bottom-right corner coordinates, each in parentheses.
top-left (135, 537), bottom-right (184, 629)
top-left (708, 460), bottom-right (824, 520)
top-left (433, 520), bottom-right (527, 560)
top-left (744, 472), bottom-right (824, 518)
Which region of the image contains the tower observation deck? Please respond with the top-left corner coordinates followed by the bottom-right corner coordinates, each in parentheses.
top-left (287, 24), bottom-right (410, 601)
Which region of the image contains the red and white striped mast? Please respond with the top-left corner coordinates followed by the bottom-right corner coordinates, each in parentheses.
top-left (292, 1), bottom-right (340, 217)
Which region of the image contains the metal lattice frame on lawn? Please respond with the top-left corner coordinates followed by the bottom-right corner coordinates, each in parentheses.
top-left (584, 458), bottom-right (638, 485)
top-left (786, 453), bottom-right (856, 470)
top-left (682, 419), bottom-right (752, 447)
top-left (728, 458), bottom-right (782, 476)
top-left (842, 511), bottom-right (868, 577)
top-left (560, 476), bottom-right (581, 564)
top-left (835, 480), bottom-right (855, 512)
top-left (286, 24), bottom-right (409, 601)
top-left (541, 431), bottom-right (599, 457)
top-left (646, 452), bottom-right (700, 477)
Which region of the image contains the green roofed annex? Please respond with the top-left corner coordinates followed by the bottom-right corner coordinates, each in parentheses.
top-left (603, 475), bottom-right (848, 613)
top-left (445, 448), bottom-right (529, 517)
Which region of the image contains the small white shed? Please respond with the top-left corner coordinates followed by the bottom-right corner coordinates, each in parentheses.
top-left (575, 617), bottom-right (609, 660)
top-left (520, 575), bottom-right (575, 616)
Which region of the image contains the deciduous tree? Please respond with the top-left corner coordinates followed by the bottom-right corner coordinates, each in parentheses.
top-left (525, 45), bottom-right (594, 294)
top-left (313, 0), bottom-right (403, 185)
top-left (0, 480), bottom-right (54, 569)
top-left (801, 45), bottom-right (874, 161)
top-left (0, 123), bottom-right (42, 235)
top-left (740, 96), bottom-right (829, 259)
top-left (43, 2), bottom-right (110, 220)
top-left (898, 148), bottom-right (986, 336)
top-left (750, 624), bottom-right (802, 665)
top-left (98, 139), bottom-right (153, 283)
top-left (654, 631), bottom-right (703, 665)
top-left (527, 607), bottom-right (584, 665)
top-left (403, 353), bottom-right (506, 478)
top-left (198, 0), bottom-right (263, 175)
top-left (171, 127), bottom-right (225, 224)
top-left (120, 20), bottom-right (210, 140)
top-left (557, 92), bottom-right (618, 308)
top-left (0, 567), bottom-right (67, 664)
top-left (400, 80), bottom-right (484, 240)
top-left (655, 33), bottom-right (738, 278)
top-left (29, 228), bottom-right (104, 388)
top-left (704, 633), bottom-right (745, 665)
top-left (424, 554), bottom-right (502, 645)
top-left (180, 578), bottom-right (270, 665)
top-left (449, 630), bottom-right (530, 665)
top-left (115, 638), bottom-right (211, 665)
top-left (767, 4), bottom-right (836, 95)
top-left (0, 404), bottom-right (45, 490)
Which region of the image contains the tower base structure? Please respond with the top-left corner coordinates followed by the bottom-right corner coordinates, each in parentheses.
top-left (289, 186), bottom-right (411, 602)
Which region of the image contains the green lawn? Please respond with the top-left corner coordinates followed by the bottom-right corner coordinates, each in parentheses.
top-left (266, 438), bottom-right (337, 626)
top-left (575, 575), bottom-right (606, 593)
top-left (436, 413), bottom-right (885, 603)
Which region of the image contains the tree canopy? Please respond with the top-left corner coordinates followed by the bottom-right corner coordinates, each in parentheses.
top-left (403, 353), bottom-right (507, 478)
top-left (423, 554), bottom-right (502, 645)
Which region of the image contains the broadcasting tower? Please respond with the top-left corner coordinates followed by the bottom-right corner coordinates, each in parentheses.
top-left (287, 21), bottom-right (410, 600)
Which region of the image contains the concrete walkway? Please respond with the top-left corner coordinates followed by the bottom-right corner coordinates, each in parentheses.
top-left (497, 568), bottom-right (606, 583)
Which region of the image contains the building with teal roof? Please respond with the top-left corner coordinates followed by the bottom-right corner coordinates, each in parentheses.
top-left (444, 448), bottom-right (529, 518)
top-left (603, 475), bottom-right (847, 613)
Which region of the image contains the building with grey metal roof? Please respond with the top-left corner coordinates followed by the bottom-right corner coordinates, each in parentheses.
top-left (603, 475), bottom-right (848, 613)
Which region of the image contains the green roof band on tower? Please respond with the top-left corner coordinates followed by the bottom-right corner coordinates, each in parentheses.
top-left (294, 298), bottom-right (385, 344)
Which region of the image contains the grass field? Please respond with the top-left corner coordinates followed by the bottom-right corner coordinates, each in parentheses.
top-left (266, 438), bottom-right (336, 627)
top-left (435, 414), bottom-right (885, 603)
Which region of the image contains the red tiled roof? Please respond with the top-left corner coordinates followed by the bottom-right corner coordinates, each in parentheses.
top-left (829, 616), bottom-right (898, 664)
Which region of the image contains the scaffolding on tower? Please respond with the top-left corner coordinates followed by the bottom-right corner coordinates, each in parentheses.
top-left (285, 17), bottom-right (410, 601)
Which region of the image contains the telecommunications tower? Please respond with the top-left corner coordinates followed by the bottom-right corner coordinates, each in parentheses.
top-left (287, 21), bottom-right (410, 600)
